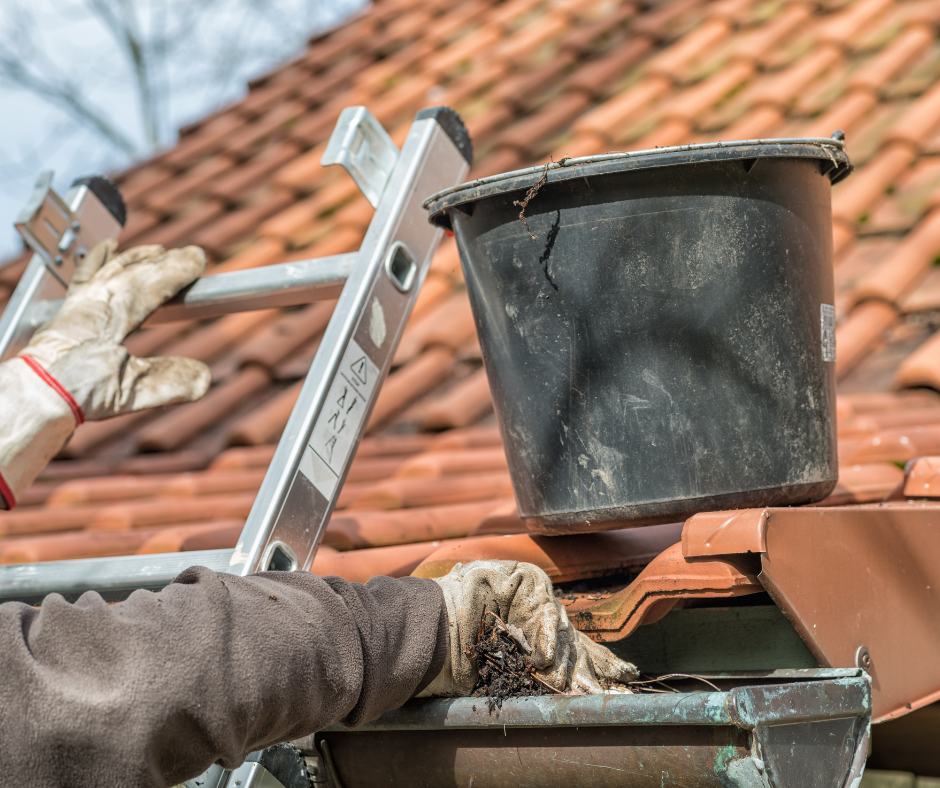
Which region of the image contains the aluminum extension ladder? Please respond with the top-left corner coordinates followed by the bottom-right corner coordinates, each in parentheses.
top-left (0, 105), bottom-right (472, 604)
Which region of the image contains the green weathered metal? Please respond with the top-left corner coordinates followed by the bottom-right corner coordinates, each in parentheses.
top-left (310, 673), bottom-right (871, 788)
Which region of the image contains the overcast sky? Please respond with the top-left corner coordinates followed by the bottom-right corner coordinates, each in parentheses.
top-left (0, 0), bottom-right (367, 262)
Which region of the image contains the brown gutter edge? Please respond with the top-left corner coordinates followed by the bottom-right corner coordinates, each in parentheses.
top-left (683, 502), bottom-right (940, 723)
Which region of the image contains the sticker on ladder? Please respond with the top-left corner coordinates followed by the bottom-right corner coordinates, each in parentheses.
top-left (301, 338), bottom-right (380, 500)
top-left (820, 304), bottom-right (836, 363)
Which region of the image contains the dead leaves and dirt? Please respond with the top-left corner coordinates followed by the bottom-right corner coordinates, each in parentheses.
top-left (465, 610), bottom-right (722, 711)
top-left (467, 612), bottom-right (558, 709)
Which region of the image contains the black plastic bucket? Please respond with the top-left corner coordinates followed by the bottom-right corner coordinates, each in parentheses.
top-left (426, 138), bottom-right (853, 534)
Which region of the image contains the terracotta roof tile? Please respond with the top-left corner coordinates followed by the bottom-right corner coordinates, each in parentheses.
top-left (894, 330), bottom-right (940, 390)
top-left (800, 90), bottom-right (877, 139)
top-left (119, 209), bottom-right (162, 246)
top-left (367, 347), bottom-right (456, 431)
top-left (324, 500), bottom-right (513, 550)
top-left (10, 0), bottom-right (940, 576)
top-left (719, 105), bottom-right (785, 139)
top-left (729, 4), bottom-right (813, 63)
top-left (62, 411), bottom-right (155, 458)
top-left (563, 36), bottom-right (653, 97)
top-left (239, 72), bottom-right (307, 118)
top-left (631, 117), bottom-right (693, 150)
top-left (393, 294), bottom-right (474, 367)
top-left (494, 91), bottom-right (593, 156)
top-left (117, 166), bottom-right (177, 205)
top-left (884, 80), bottom-right (940, 147)
top-left (287, 224), bottom-right (364, 259)
top-left (311, 539), bottom-right (469, 582)
top-left (814, 0), bottom-right (895, 45)
top-left (647, 18), bottom-right (733, 80)
top-left (410, 526), bottom-right (682, 582)
top-left (394, 446), bottom-right (507, 478)
top-left (424, 1), bottom-right (495, 46)
top-left (159, 113), bottom-right (249, 170)
top-left (497, 10), bottom-right (571, 66)
top-left (865, 157), bottom-right (940, 234)
top-left (836, 299), bottom-right (899, 378)
top-left (831, 142), bottom-right (917, 224)
top-left (844, 424), bottom-right (940, 463)
top-left (135, 521), bottom-right (245, 555)
top-left (486, 0), bottom-right (545, 29)
top-left (748, 44), bottom-right (844, 111)
top-left (206, 143), bottom-right (302, 203)
top-left (816, 462), bottom-right (903, 506)
top-left (134, 199), bottom-right (226, 248)
top-left (356, 42), bottom-right (439, 97)
top-left (135, 366), bottom-right (271, 452)
top-left (468, 146), bottom-right (526, 180)
top-left (261, 178), bottom-right (359, 244)
top-left (46, 474), bottom-right (180, 506)
top-left (630, 0), bottom-right (706, 41)
top-left (299, 53), bottom-right (372, 105)
top-left (197, 238), bottom-right (282, 276)
top-left (900, 267), bottom-right (940, 313)
top-left (0, 529), bottom-right (167, 564)
top-left (160, 310), bottom-right (279, 365)
top-left (490, 51), bottom-right (578, 109)
top-left (192, 188), bottom-right (295, 256)
top-left (464, 103), bottom-right (516, 148)
top-left (143, 155), bottom-right (238, 215)
top-left (419, 367), bottom-right (494, 430)
top-left (851, 209), bottom-right (940, 305)
top-left (227, 380), bottom-right (301, 446)
top-left (86, 493), bottom-right (257, 532)
top-left (558, 5), bottom-right (637, 55)
top-left (115, 450), bottom-right (214, 475)
top-left (574, 76), bottom-right (670, 138)
top-left (849, 24), bottom-right (935, 93)
top-left (348, 470), bottom-right (513, 509)
top-left (662, 60), bottom-right (755, 122)
top-left (233, 301), bottom-right (333, 370)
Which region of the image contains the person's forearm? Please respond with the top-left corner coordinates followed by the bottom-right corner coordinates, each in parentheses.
top-left (0, 357), bottom-right (78, 508)
top-left (0, 567), bottom-right (448, 788)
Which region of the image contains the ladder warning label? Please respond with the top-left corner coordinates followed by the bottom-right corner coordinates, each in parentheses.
top-left (349, 356), bottom-right (369, 385)
top-left (301, 339), bottom-right (380, 501)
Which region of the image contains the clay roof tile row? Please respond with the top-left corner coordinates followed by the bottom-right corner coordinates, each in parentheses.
top-left (6, 0), bottom-right (940, 583)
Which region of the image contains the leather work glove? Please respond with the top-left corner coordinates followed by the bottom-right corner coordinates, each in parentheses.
top-left (0, 240), bottom-right (211, 508)
top-left (417, 560), bottom-right (639, 697)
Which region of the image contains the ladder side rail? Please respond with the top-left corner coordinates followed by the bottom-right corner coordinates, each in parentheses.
top-left (0, 108), bottom-right (469, 603)
top-left (230, 116), bottom-right (468, 577)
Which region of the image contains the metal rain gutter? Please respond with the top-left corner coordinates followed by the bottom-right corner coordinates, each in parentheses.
top-left (302, 671), bottom-right (871, 788)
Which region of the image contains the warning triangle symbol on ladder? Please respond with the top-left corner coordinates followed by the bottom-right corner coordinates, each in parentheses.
top-left (350, 356), bottom-right (368, 386)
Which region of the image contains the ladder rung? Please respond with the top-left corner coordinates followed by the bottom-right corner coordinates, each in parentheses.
top-left (0, 548), bottom-right (235, 604)
top-left (147, 252), bottom-right (356, 324)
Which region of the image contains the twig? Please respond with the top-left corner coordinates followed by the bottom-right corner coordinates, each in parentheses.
top-left (628, 673), bottom-right (723, 693)
top-left (512, 161), bottom-right (550, 241)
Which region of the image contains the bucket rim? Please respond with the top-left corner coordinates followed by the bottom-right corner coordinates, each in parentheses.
top-left (424, 135), bottom-right (853, 228)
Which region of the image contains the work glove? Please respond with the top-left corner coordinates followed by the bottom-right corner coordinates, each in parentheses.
top-left (0, 241), bottom-right (211, 508)
top-left (417, 560), bottom-right (638, 697)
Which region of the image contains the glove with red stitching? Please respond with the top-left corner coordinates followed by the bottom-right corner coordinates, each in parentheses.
top-left (0, 240), bottom-right (211, 508)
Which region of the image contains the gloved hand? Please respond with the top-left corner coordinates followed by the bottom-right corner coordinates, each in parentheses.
top-left (0, 241), bottom-right (211, 508)
top-left (21, 239), bottom-right (211, 419)
top-left (417, 560), bottom-right (638, 697)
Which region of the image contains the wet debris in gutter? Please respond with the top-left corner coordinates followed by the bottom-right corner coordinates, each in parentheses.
top-left (468, 612), bottom-right (558, 709)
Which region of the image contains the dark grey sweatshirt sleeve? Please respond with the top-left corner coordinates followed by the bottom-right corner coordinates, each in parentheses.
top-left (0, 567), bottom-right (449, 788)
